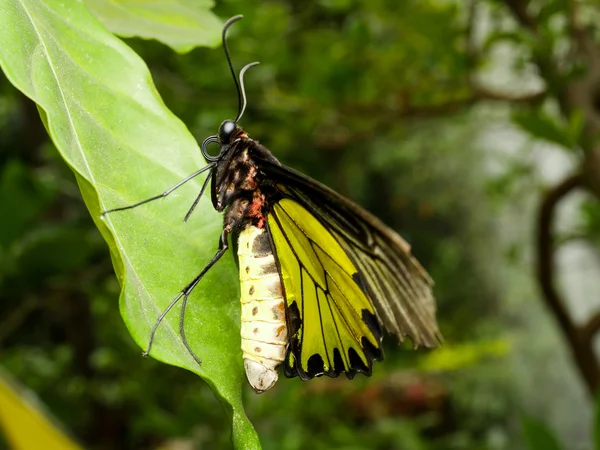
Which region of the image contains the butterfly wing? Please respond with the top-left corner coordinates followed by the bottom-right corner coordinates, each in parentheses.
top-left (267, 198), bottom-right (384, 379)
top-left (256, 153), bottom-right (441, 380)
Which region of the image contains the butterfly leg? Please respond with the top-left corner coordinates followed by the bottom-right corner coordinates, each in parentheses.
top-left (143, 229), bottom-right (230, 365)
top-left (183, 170), bottom-right (213, 222)
top-left (101, 163), bottom-right (215, 216)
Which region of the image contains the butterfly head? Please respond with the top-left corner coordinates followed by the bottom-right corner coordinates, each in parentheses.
top-left (218, 120), bottom-right (237, 145)
top-left (201, 120), bottom-right (246, 161)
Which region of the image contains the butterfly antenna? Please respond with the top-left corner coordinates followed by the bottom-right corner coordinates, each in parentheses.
top-left (222, 15), bottom-right (244, 122)
top-left (237, 62), bottom-right (260, 122)
top-left (222, 15), bottom-right (259, 123)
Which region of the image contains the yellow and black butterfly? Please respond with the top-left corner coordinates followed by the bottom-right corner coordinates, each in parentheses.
top-left (103, 15), bottom-right (441, 393)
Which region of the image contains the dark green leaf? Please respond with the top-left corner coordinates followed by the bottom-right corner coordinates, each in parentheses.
top-left (512, 110), bottom-right (575, 150)
top-left (567, 109), bottom-right (585, 148)
top-left (522, 416), bottom-right (563, 450)
top-left (538, 1), bottom-right (567, 24)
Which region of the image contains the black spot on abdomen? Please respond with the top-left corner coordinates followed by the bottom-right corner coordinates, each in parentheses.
top-left (252, 230), bottom-right (273, 257)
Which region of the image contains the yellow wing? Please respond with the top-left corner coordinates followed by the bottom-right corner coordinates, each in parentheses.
top-left (252, 156), bottom-right (440, 349)
top-left (267, 198), bottom-right (383, 379)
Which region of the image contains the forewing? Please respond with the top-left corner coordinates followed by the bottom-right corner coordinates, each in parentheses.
top-left (256, 156), bottom-right (441, 348)
top-left (267, 199), bottom-right (383, 380)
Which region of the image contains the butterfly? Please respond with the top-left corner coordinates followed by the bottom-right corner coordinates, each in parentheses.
top-left (102, 15), bottom-right (441, 393)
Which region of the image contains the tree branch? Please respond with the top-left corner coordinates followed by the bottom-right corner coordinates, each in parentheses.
top-left (502, 0), bottom-right (571, 114)
top-left (582, 312), bottom-right (600, 345)
top-left (472, 85), bottom-right (546, 103)
top-left (537, 171), bottom-right (600, 396)
top-left (464, 1), bottom-right (546, 108)
top-left (465, 0), bottom-right (478, 70)
top-left (566, 0), bottom-right (587, 47)
top-left (341, 89), bottom-right (544, 121)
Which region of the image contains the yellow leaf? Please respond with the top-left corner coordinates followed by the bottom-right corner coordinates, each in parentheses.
top-left (0, 368), bottom-right (81, 450)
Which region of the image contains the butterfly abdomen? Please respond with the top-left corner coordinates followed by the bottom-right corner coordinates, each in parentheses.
top-left (238, 225), bottom-right (287, 393)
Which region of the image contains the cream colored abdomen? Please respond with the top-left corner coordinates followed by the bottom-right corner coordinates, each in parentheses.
top-left (238, 225), bottom-right (287, 393)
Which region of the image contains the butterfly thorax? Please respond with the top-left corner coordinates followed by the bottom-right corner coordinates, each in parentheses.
top-left (215, 136), bottom-right (281, 232)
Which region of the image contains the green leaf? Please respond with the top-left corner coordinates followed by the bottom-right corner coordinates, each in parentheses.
top-left (538, 1), bottom-right (566, 25)
top-left (522, 416), bottom-right (563, 450)
top-left (482, 30), bottom-right (526, 53)
top-left (85, 0), bottom-right (222, 53)
top-left (418, 338), bottom-right (509, 372)
top-left (0, 1), bottom-right (259, 448)
top-left (567, 108), bottom-right (585, 148)
top-left (512, 110), bottom-right (575, 150)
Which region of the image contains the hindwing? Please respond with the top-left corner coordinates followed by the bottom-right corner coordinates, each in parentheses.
top-left (267, 199), bottom-right (383, 379)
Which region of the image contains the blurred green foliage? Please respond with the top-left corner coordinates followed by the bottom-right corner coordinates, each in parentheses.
top-left (522, 416), bottom-right (563, 450)
top-left (521, 393), bottom-right (600, 450)
top-left (1, 0), bottom-right (600, 449)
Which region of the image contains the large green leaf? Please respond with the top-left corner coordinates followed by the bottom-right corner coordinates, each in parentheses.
top-left (0, 1), bottom-right (259, 448)
top-left (512, 110), bottom-right (576, 150)
top-left (85, 0), bottom-right (222, 53)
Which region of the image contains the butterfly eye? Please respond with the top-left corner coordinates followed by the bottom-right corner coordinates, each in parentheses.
top-left (218, 120), bottom-right (236, 145)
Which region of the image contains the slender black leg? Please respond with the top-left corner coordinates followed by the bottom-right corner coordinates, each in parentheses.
top-left (143, 230), bottom-right (230, 364)
top-left (101, 163), bottom-right (215, 216)
top-left (142, 291), bottom-right (185, 357)
top-left (183, 170), bottom-right (213, 222)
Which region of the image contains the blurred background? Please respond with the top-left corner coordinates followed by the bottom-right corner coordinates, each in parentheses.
top-left (1, 0), bottom-right (600, 449)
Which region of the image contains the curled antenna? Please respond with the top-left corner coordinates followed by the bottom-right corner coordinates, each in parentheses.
top-left (236, 62), bottom-right (260, 122)
top-left (201, 135), bottom-right (220, 162)
top-left (222, 15), bottom-right (260, 123)
top-left (222, 15), bottom-right (244, 122)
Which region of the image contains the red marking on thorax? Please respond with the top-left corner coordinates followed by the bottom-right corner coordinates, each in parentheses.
top-left (248, 190), bottom-right (266, 228)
